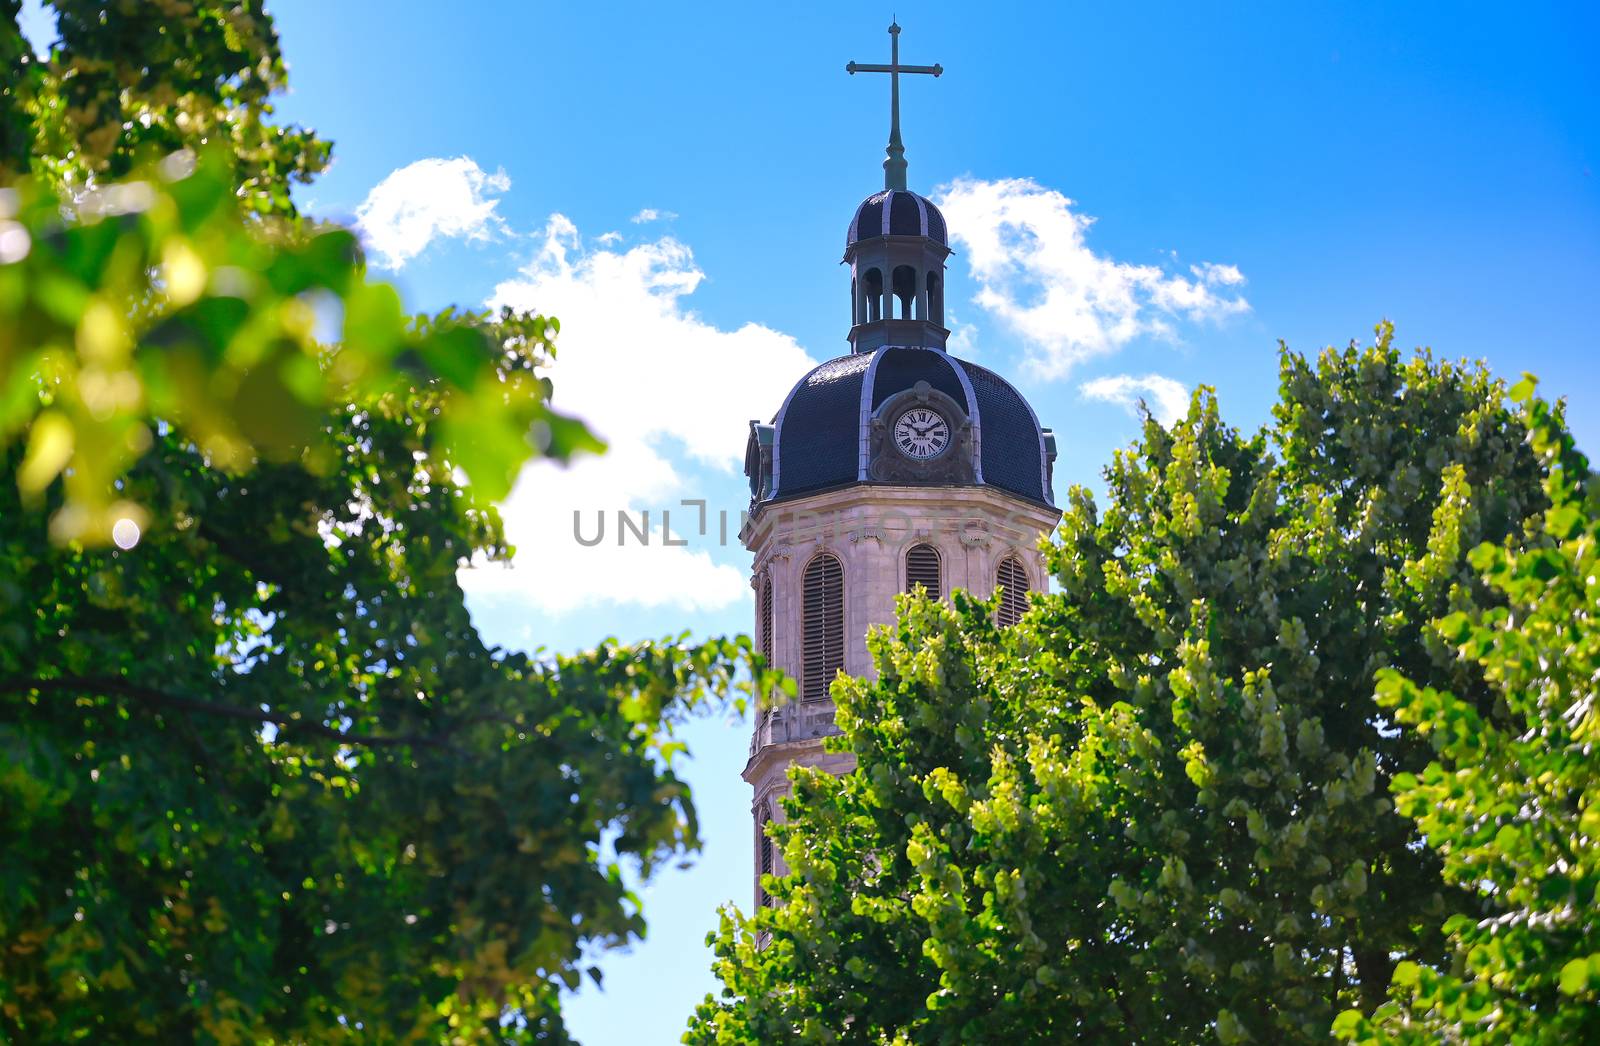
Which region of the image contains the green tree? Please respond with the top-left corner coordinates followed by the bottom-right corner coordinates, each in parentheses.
top-left (1333, 378), bottom-right (1600, 1044)
top-left (2, 0), bottom-right (329, 217)
top-left (1, 6), bottom-right (767, 1040)
top-left (690, 327), bottom-right (1574, 1044)
top-left (0, 126), bottom-right (762, 1046)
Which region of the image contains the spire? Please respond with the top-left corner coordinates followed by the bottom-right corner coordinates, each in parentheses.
top-left (846, 21), bottom-right (942, 191)
top-left (884, 22), bottom-right (907, 190)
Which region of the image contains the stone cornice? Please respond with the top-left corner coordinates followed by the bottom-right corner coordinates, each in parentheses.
top-left (743, 484), bottom-right (1060, 555)
top-left (742, 734), bottom-right (835, 786)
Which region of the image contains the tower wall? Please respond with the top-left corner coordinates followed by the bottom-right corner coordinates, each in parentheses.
top-left (740, 485), bottom-right (1058, 906)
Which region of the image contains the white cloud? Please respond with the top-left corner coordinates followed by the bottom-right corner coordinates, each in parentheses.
top-left (355, 157), bottom-right (511, 269)
top-left (1080, 373), bottom-right (1191, 426)
top-left (1191, 261), bottom-right (1245, 287)
top-left (459, 215), bottom-right (817, 612)
top-left (944, 307), bottom-right (979, 357)
top-left (935, 177), bottom-right (1249, 380)
top-left (630, 208), bottom-right (678, 224)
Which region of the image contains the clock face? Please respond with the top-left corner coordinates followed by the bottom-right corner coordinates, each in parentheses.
top-left (893, 407), bottom-right (950, 460)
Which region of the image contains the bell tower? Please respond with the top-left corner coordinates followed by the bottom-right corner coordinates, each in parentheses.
top-left (739, 23), bottom-right (1062, 912)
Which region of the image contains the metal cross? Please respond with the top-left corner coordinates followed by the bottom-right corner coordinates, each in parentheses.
top-left (847, 21), bottom-right (942, 192)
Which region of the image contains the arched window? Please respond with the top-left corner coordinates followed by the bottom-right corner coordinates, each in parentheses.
top-left (995, 555), bottom-right (1030, 627)
top-left (802, 553), bottom-right (844, 701)
top-left (927, 271), bottom-right (943, 326)
top-left (892, 264), bottom-right (917, 319)
top-left (905, 543), bottom-right (941, 597)
top-left (850, 276), bottom-right (858, 324)
top-left (757, 570), bottom-right (774, 659)
top-left (757, 802), bottom-right (775, 907)
top-left (863, 268), bottom-right (884, 322)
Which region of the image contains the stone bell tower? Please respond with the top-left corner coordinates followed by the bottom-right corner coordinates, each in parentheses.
top-left (738, 22), bottom-right (1061, 910)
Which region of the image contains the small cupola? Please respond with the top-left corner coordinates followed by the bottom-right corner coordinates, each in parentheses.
top-left (844, 188), bottom-right (951, 354)
top-left (844, 21), bottom-right (950, 355)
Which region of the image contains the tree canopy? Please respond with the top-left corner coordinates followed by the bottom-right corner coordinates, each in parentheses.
top-left (2, 0), bottom-right (328, 217)
top-left (689, 329), bottom-right (1581, 1044)
top-left (1334, 378), bottom-right (1600, 1044)
top-left (1, 5), bottom-right (766, 1040)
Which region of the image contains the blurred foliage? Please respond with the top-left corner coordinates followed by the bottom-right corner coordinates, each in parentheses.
top-left (0, 153), bottom-right (601, 543)
top-left (689, 326), bottom-right (1582, 1043)
top-left (0, 3), bottom-right (777, 1041)
top-left (1, 0), bottom-right (329, 218)
top-left (1334, 378), bottom-right (1600, 1044)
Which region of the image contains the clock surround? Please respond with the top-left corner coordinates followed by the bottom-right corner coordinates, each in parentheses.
top-left (865, 381), bottom-right (976, 486)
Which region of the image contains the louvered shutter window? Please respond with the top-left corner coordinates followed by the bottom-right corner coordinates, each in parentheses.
top-left (905, 543), bottom-right (941, 597)
top-left (802, 553), bottom-right (844, 701)
top-left (757, 571), bottom-right (774, 658)
top-left (757, 803), bottom-right (775, 907)
top-left (995, 555), bottom-right (1030, 627)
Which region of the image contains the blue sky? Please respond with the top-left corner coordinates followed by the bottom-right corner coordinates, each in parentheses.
top-left (257, 4), bottom-right (1600, 1043)
top-left (24, 1), bottom-right (1600, 1041)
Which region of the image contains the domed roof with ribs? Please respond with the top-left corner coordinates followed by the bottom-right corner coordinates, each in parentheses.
top-left (846, 189), bottom-right (947, 247)
top-left (746, 345), bottom-right (1054, 508)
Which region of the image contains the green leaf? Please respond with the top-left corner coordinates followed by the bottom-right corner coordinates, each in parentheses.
top-left (1331, 1010), bottom-right (1363, 1035)
top-left (1559, 957), bottom-right (1591, 996)
top-left (17, 410), bottom-right (73, 494)
top-left (1547, 502), bottom-right (1582, 539)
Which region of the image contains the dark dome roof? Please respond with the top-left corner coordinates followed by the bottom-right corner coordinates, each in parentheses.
top-left (762, 346), bottom-right (1052, 507)
top-left (847, 189), bottom-right (947, 246)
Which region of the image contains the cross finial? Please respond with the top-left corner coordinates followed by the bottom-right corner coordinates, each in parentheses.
top-left (846, 21), bottom-right (942, 191)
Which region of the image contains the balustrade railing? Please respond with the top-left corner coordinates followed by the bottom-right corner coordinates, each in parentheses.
top-left (749, 700), bottom-right (841, 754)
